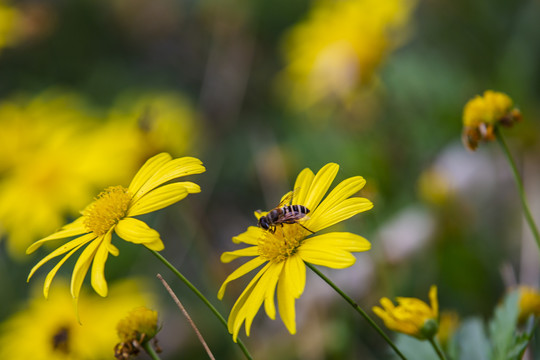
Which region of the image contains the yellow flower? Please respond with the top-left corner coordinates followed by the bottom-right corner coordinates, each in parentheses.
top-left (0, 1), bottom-right (19, 51)
top-left (372, 285), bottom-right (439, 339)
top-left (462, 90), bottom-right (521, 151)
top-left (437, 310), bottom-right (459, 349)
top-left (0, 279), bottom-right (155, 360)
top-left (518, 286), bottom-right (540, 323)
top-left (26, 152), bottom-right (205, 308)
top-left (277, 0), bottom-right (416, 109)
top-left (107, 91), bottom-right (200, 158)
top-left (115, 307), bottom-right (160, 359)
top-left (0, 91), bottom-right (143, 258)
top-left (218, 163), bottom-right (373, 340)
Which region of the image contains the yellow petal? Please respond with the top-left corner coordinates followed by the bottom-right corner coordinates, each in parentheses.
top-left (264, 277), bottom-right (278, 320)
top-left (108, 242), bottom-right (120, 256)
top-left (302, 232), bottom-right (371, 252)
top-left (298, 243), bottom-right (357, 269)
top-left (128, 152), bottom-right (172, 195)
top-left (228, 263), bottom-right (272, 342)
top-left (284, 254), bottom-right (306, 298)
top-left (27, 233), bottom-right (96, 281)
top-left (26, 217), bottom-right (87, 254)
top-left (218, 256), bottom-right (266, 299)
top-left (43, 243), bottom-right (87, 299)
top-left (132, 157), bottom-right (205, 203)
top-left (70, 236), bottom-right (104, 300)
top-left (303, 163), bottom-right (339, 212)
top-left (244, 262), bottom-right (284, 336)
top-left (232, 226), bottom-right (263, 245)
top-left (220, 247), bottom-right (260, 263)
top-left (91, 231), bottom-right (113, 297)
top-left (429, 285), bottom-right (438, 317)
top-left (277, 263), bottom-right (297, 334)
top-left (128, 183), bottom-right (189, 216)
top-left (114, 218), bottom-right (163, 250)
top-left (308, 176), bottom-right (367, 223)
top-left (293, 168), bottom-right (314, 205)
top-left (309, 198), bottom-right (373, 232)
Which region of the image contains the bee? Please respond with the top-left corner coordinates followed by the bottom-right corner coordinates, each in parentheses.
top-left (257, 190), bottom-right (313, 234)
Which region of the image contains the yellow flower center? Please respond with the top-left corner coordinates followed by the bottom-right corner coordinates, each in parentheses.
top-left (82, 186), bottom-right (131, 236)
top-left (258, 224), bottom-right (309, 263)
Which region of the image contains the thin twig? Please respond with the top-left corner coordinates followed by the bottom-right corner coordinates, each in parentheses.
top-left (157, 274), bottom-right (216, 360)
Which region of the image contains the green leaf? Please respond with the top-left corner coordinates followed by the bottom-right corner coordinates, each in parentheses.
top-left (454, 318), bottom-right (490, 360)
top-left (489, 290), bottom-right (520, 360)
top-left (392, 334), bottom-right (436, 360)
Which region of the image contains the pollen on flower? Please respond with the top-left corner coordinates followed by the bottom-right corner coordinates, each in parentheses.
top-left (82, 186), bottom-right (131, 236)
top-left (257, 225), bottom-right (308, 263)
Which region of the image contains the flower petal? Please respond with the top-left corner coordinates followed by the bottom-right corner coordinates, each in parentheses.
top-left (285, 254), bottom-right (306, 298)
top-left (218, 257), bottom-right (266, 299)
top-left (298, 238), bottom-right (358, 269)
top-left (308, 176), bottom-right (366, 220)
top-left (228, 263), bottom-right (272, 341)
top-left (303, 163), bottom-right (339, 212)
top-left (70, 235), bottom-right (104, 301)
top-left (128, 153), bottom-right (172, 195)
top-left (26, 217), bottom-right (87, 254)
top-left (43, 242), bottom-right (87, 299)
top-left (232, 226), bottom-right (264, 245)
top-left (277, 258), bottom-right (302, 334)
top-left (309, 198), bottom-right (373, 232)
top-left (302, 232), bottom-right (371, 252)
top-left (220, 246), bottom-right (260, 264)
top-left (132, 157), bottom-right (205, 202)
top-left (244, 262), bottom-right (284, 336)
top-left (429, 285), bottom-right (438, 317)
top-left (27, 233), bottom-right (96, 281)
top-left (128, 183), bottom-right (189, 216)
top-left (115, 218), bottom-right (164, 250)
top-left (292, 168), bottom-right (314, 205)
top-left (91, 231), bottom-right (113, 297)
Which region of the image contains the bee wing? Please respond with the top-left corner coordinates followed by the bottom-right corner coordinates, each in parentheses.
top-left (278, 187), bottom-right (301, 207)
top-left (279, 212), bottom-right (310, 222)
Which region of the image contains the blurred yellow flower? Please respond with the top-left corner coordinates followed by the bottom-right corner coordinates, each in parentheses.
top-left (0, 0), bottom-right (19, 51)
top-left (278, 0), bottom-right (416, 109)
top-left (107, 91), bottom-right (201, 158)
top-left (0, 91), bottom-right (143, 258)
top-left (26, 152), bottom-right (205, 309)
top-left (518, 285), bottom-right (540, 323)
top-left (0, 279), bottom-right (154, 360)
top-left (373, 285), bottom-right (439, 339)
top-left (437, 310), bottom-right (459, 349)
top-left (462, 90), bottom-right (521, 151)
top-left (115, 307), bottom-right (160, 359)
top-left (218, 163), bottom-right (373, 341)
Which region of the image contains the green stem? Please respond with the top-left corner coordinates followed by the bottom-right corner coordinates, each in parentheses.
top-left (495, 127), bottom-right (540, 252)
top-left (149, 249), bottom-right (253, 360)
top-left (306, 263), bottom-right (408, 360)
top-left (142, 340), bottom-right (162, 360)
top-left (428, 337), bottom-right (447, 360)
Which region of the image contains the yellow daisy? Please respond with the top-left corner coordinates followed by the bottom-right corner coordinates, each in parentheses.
top-left (0, 279), bottom-right (155, 360)
top-left (372, 285), bottom-right (439, 340)
top-left (461, 90), bottom-right (521, 151)
top-left (218, 163), bottom-right (373, 340)
top-left (26, 152), bottom-right (205, 307)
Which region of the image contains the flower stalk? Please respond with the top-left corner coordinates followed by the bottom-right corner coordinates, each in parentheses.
top-left (306, 262), bottom-right (408, 360)
top-left (142, 341), bottom-right (162, 360)
top-left (428, 337), bottom-right (447, 360)
top-left (149, 249), bottom-right (253, 360)
top-left (495, 127), bottom-right (540, 252)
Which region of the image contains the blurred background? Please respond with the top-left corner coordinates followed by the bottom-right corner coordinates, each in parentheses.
top-left (1, 0), bottom-right (540, 358)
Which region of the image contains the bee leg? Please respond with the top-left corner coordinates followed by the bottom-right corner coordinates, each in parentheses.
top-left (298, 223), bottom-right (314, 234)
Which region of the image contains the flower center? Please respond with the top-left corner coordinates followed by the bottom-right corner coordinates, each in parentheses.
top-left (82, 186), bottom-right (131, 236)
top-left (258, 224), bottom-right (309, 263)
top-left (52, 325), bottom-right (70, 354)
